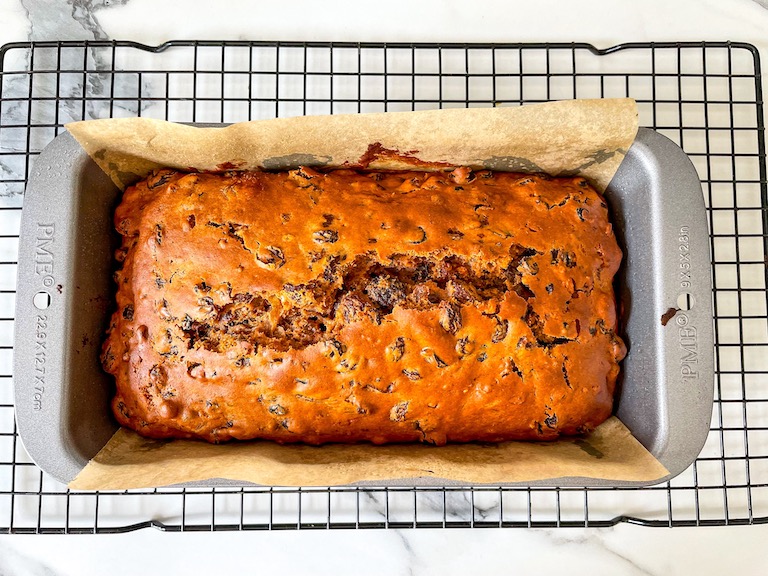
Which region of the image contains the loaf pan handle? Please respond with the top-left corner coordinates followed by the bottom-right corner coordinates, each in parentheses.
top-left (609, 127), bottom-right (715, 480)
top-left (14, 131), bottom-right (120, 484)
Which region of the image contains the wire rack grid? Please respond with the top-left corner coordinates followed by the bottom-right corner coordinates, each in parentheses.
top-left (0, 40), bottom-right (766, 533)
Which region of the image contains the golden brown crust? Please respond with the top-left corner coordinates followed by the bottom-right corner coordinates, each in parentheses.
top-left (102, 167), bottom-right (626, 444)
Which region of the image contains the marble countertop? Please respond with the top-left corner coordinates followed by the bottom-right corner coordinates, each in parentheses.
top-left (1, 0), bottom-right (768, 573)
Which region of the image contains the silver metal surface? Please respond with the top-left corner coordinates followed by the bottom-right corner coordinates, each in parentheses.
top-left (13, 127), bottom-right (714, 487)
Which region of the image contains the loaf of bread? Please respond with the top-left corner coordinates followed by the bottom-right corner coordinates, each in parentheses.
top-left (102, 167), bottom-right (626, 444)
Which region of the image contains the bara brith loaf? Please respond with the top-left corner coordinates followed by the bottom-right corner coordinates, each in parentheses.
top-left (102, 166), bottom-right (626, 445)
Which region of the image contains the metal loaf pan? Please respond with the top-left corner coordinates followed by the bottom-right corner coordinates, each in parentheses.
top-left (13, 127), bottom-right (714, 487)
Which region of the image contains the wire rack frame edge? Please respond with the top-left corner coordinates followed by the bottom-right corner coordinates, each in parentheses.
top-left (0, 40), bottom-right (766, 533)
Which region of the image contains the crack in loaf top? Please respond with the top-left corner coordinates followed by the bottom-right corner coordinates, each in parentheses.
top-left (105, 166), bottom-right (626, 444)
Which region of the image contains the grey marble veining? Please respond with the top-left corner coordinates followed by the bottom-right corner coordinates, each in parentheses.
top-left (22, 0), bottom-right (137, 117)
top-left (0, 540), bottom-right (59, 576)
top-left (0, 0), bottom-right (147, 196)
top-left (540, 529), bottom-right (656, 576)
top-left (21, 0), bottom-right (130, 41)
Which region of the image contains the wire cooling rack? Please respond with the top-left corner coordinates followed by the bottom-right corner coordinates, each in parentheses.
top-left (0, 41), bottom-right (766, 533)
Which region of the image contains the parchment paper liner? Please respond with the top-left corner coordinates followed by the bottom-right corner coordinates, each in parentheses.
top-left (66, 99), bottom-right (669, 489)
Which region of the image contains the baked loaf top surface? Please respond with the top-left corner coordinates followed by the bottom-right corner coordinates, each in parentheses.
top-left (103, 167), bottom-right (626, 444)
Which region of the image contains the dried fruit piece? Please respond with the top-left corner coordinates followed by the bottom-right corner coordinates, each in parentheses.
top-left (366, 275), bottom-right (406, 311)
top-left (439, 303), bottom-right (462, 334)
top-left (269, 404), bottom-right (287, 416)
top-left (148, 364), bottom-right (167, 387)
top-left (492, 318), bottom-right (509, 343)
top-left (389, 401), bottom-right (409, 422)
top-left (147, 170), bottom-right (176, 189)
top-left (456, 336), bottom-right (474, 357)
top-left (386, 337), bottom-right (406, 362)
top-left (187, 362), bottom-right (204, 378)
top-left (257, 246), bottom-right (286, 268)
top-left (313, 229), bottom-right (339, 243)
top-left (329, 339), bottom-right (347, 357)
top-left (408, 226), bottom-right (428, 244)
